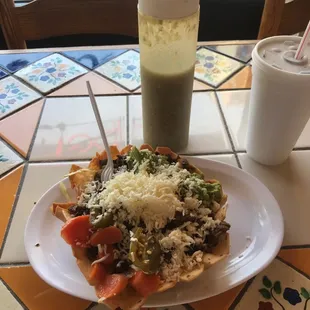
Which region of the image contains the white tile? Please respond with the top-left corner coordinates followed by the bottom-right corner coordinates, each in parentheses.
top-left (235, 258), bottom-right (310, 310)
top-left (217, 90), bottom-right (250, 151)
top-left (128, 95), bottom-right (143, 146)
top-left (30, 96), bottom-right (127, 161)
top-left (15, 53), bottom-right (88, 94)
top-left (238, 151), bottom-right (310, 246)
top-left (0, 161), bottom-right (88, 263)
top-left (217, 90), bottom-right (310, 150)
top-left (0, 76), bottom-right (41, 119)
top-left (296, 120), bottom-right (310, 148)
top-left (128, 92), bottom-right (232, 154)
top-left (0, 281), bottom-right (23, 310)
top-left (0, 140), bottom-right (23, 176)
top-left (190, 154), bottom-right (238, 167)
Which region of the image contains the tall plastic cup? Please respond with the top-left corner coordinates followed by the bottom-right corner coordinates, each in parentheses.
top-left (246, 36), bottom-right (310, 165)
top-left (138, 0), bottom-right (200, 152)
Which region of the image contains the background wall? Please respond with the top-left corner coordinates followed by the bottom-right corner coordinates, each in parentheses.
top-left (0, 0), bottom-right (264, 49)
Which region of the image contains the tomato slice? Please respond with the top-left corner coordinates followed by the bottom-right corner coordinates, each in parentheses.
top-left (61, 215), bottom-right (92, 246)
top-left (155, 146), bottom-right (177, 159)
top-left (96, 274), bottom-right (128, 299)
top-left (90, 226), bottom-right (122, 245)
top-left (130, 271), bottom-right (160, 297)
top-left (121, 144), bottom-right (133, 155)
top-left (98, 244), bottom-right (114, 265)
top-left (89, 263), bottom-right (107, 286)
top-left (139, 144), bottom-right (154, 152)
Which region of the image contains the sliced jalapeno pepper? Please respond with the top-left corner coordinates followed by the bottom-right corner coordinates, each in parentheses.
top-left (90, 209), bottom-right (114, 229)
top-left (145, 236), bottom-right (161, 273)
top-left (129, 228), bottom-right (161, 274)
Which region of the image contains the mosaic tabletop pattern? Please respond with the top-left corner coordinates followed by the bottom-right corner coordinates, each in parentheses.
top-left (0, 42), bottom-right (309, 310)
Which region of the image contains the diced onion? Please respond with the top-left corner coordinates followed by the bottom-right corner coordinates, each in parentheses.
top-left (59, 182), bottom-right (71, 202)
top-left (91, 254), bottom-right (111, 266)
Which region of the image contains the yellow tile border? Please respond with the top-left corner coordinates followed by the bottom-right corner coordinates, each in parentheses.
top-left (190, 284), bottom-right (245, 309)
top-left (278, 248), bottom-right (310, 276)
top-left (0, 266), bottom-right (92, 310)
top-left (0, 165), bottom-right (24, 249)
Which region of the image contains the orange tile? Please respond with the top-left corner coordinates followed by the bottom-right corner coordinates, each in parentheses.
top-left (0, 100), bottom-right (44, 157)
top-left (219, 66), bottom-right (252, 90)
top-left (190, 284), bottom-right (245, 310)
top-left (278, 248), bottom-right (310, 276)
top-left (193, 79), bottom-right (213, 90)
top-left (0, 165), bottom-right (24, 248)
top-left (48, 72), bottom-right (128, 96)
top-left (0, 266), bottom-right (92, 310)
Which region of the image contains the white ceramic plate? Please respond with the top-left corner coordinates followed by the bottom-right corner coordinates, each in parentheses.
top-left (24, 157), bottom-right (284, 307)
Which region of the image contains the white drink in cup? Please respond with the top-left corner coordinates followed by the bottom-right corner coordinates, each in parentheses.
top-left (246, 35), bottom-right (310, 165)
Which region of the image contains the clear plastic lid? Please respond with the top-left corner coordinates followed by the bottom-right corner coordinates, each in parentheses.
top-left (138, 0), bottom-right (199, 19)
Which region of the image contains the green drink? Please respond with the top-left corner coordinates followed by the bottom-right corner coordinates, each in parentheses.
top-left (138, 0), bottom-right (200, 151)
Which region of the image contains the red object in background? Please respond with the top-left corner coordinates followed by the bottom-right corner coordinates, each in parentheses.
top-left (54, 119), bottom-right (123, 157)
top-left (55, 135), bottom-right (64, 156)
top-left (67, 134), bottom-right (102, 154)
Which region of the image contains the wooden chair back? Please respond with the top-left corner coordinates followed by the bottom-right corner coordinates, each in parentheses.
top-left (258, 0), bottom-right (310, 39)
top-left (0, 0), bottom-right (138, 49)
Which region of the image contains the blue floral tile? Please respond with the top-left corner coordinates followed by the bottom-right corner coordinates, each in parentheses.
top-left (0, 52), bottom-right (51, 73)
top-left (95, 50), bottom-right (140, 91)
top-left (233, 258), bottom-right (310, 310)
top-left (207, 44), bottom-right (255, 63)
top-left (0, 69), bottom-right (7, 80)
top-left (0, 76), bottom-right (41, 119)
top-left (195, 48), bottom-right (243, 87)
top-left (0, 140), bottom-right (23, 176)
top-left (62, 49), bottom-right (127, 69)
top-left (15, 53), bottom-right (88, 94)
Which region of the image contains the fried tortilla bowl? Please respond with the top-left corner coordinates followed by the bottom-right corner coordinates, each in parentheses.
top-left (51, 144), bottom-right (230, 310)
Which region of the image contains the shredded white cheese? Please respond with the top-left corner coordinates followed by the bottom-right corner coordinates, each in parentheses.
top-left (160, 229), bottom-right (195, 249)
top-left (98, 166), bottom-right (190, 231)
top-left (160, 230), bottom-right (205, 281)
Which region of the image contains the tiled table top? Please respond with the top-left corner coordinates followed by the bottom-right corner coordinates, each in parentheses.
top-left (0, 41), bottom-right (309, 310)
